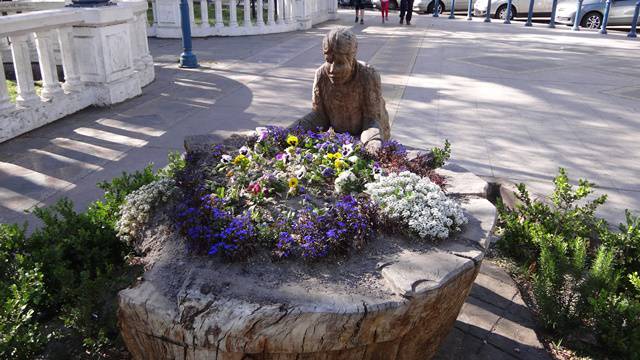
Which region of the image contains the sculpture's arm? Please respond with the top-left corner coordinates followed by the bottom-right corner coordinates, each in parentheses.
top-left (361, 67), bottom-right (390, 152)
top-left (290, 68), bottom-right (330, 132)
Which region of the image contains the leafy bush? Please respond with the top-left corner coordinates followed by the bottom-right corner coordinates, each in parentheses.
top-left (0, 162), bottom-right (158, 358)
top-left (429, 139), bottom-right (451, 169)
top-left (0, 225), bottom-right (46, 359)
top-left (497, 168), bottom-right (640, 357)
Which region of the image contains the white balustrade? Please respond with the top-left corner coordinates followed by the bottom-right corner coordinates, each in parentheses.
top-left (267, 0), bottom-right (274, 25)
top-left (277, 0), bottom-right (284, 24)
top-left (229, 0), bottom-right (238, 27)
top-left (188, 0), bottom-right (195, 24)
top-left (256, 0), bottom-right (264, 27)
top-left (215, 0), bottom-right (223, 28)
top-left (0, 52), bottom-right (12, 111)
top-left (0, 3), bottom-right (155, 144)
top-left (243, 0), bottom-right (251, 27)
top-left (34, 30), bottom-right (63, 100)
top-left (9, 34), bottom-right (39, 105)
top-left (142, 0), bottom-right (336, 37)
top-left (199, 0), bottom-right (209, 28)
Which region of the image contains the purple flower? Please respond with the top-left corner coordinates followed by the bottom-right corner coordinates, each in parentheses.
top-left (321, 167), bottom-right (334, 178)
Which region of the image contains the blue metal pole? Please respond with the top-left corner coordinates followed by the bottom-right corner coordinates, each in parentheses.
top-left (600, 0), bottom-right (612, 34)
top-left (484, 0), bottom-right (492, 22)
top-left (525, 0), bottom-right (534, 26)
top-left (467, 0), bottom-right (473, 19)
top-left (548, 0), bottom-right (558, 27)
top-left (433, 0), bottom-right (440, 17)
top-left (449, 0), bottom-right (456, 18)
top-left (572, 0), bottom-right (584, 30)
top-left (504, 0), bottom-right (512, 23)
top-left (627, 0), bottom-right (640, 37)
top-left (179, 0), bottom-right (198, 68)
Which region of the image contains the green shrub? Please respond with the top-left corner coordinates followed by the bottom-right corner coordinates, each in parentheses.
top-left (429, 139), bottom-right (451, 169)
top-left (497, 168), bottom-right (640, 357)
top-left (0, 224), bottom-right (46, 359)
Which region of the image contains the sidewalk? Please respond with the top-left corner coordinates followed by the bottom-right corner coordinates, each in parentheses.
top-left (1, 9), bottom-right (639, 358)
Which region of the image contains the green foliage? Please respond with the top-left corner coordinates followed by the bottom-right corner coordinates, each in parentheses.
top-left (157, 151), bottom-right (186, 179)
top-left (429, 139), bottom-right (451, 169)
top-left (497, 168), bottom-right (640, 357)
top-left (0, 163), bottom-right (158, 358)
top-left (0, 225), bottom-right (46, 359)
top-left (91, 164), bottom-right (157, 227)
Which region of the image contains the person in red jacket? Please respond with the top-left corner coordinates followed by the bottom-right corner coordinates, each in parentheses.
top-left (380, 0), bottom-right (390, 22)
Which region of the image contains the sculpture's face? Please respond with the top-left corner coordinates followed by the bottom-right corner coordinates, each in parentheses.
top-left (324, 48), bottom-right (355, 85)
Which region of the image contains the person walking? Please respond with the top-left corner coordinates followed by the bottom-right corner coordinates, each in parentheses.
top-left (380, 0), bottom-right (389, 22)
top-left (354, 0), bottom-right (365, 24)
top-left (399, 0), bottom-right (414, 24)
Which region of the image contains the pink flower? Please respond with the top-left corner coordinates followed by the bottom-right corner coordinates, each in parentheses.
top-left (248, 182), bottom-right (262, 195)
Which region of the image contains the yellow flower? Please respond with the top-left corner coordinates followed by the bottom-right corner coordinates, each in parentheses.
top-left (286, 134), bottom-right (299, 147)
top-left (333, 152), bottom-right (342, 159)
top-left (233, 154), bottom-right (247, 165)
top-left (288, 177), bottom-right (299, 188)
top-left (334, 159), bottom-right (347, 170)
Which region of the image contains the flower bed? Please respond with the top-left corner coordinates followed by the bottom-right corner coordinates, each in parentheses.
top-left (118, 127), bottom-right (466, 263)
top-left (116, 128), bottom-right (497, 360)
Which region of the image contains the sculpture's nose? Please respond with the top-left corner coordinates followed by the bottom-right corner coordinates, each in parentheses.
top-left (329, 63), bottom-right (335, 74)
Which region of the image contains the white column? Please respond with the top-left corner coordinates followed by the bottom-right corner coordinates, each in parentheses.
top-left (256, 0), bottom-right (264, 26)
top-left (267, 0), bottom-right (275, 25)
top-left (9, 34), bottom-right (39, 105)
top-left (0, 52), bottom-right (13, 111)
top-left (229, 0), bottom-right (238, 27)
top-left (188, 0), bottom-right (195, 25)
top-left (277, 0), bottom-right (285, 24)
top-left (56, 27), bottom-right (82, 92)
top-left (200, 0), bottom-right (210, 27)
top-left (243, 0), bottom-right (252, 26)
top-left (34, 31), bottom-right (64, 100)
top-left (286, 0), bottom-right (294, 23)
top-left (215, 0), bottom-right (224, 28)
top-left (151, 0), bottom-right (158, 25)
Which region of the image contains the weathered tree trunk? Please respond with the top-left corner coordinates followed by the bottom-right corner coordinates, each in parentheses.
top-left (118, 164), bottom-right (496, 360)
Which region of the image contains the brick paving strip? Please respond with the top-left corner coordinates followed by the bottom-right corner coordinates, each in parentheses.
top-left (2, 8), bottom-right (640, 358)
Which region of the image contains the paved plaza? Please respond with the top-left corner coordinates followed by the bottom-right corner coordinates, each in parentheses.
top-left (1, 9), bottom-right (639, 358)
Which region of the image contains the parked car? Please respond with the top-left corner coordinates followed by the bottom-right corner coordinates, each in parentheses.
top-left (473, 0), bottom-right (553, 19)
top-left (372, 0), bottom-right (466, 13)
top-left (555, 0), bottom-right (639, 28)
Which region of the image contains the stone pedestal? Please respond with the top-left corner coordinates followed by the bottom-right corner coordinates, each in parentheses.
top-left (118, 163), bottom-right (496, 360)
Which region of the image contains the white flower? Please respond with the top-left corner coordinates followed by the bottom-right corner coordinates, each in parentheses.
top-left (221, 154), bottom-right (232, 163)
top-left (239, 146), bottom-right (249, 155)
top-left (365, 171), bottom-right (466, 240)
top-left (347, 155), bottom-right (359, 163)
top-left (341, 143), bottom-right (354, 157)
top-left (295, 166), bottom-right (307, 179)
top-left (334, 170), bottom-right (356, 194)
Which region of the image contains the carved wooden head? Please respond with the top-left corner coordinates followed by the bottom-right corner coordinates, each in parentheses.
top-left (322, 29), bottom-right (358, 85)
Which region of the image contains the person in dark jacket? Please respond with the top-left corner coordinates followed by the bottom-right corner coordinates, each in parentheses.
top-left (354, 0), bottom-right (365, 24)
top-left (399, 0), bottom-right (414, 24)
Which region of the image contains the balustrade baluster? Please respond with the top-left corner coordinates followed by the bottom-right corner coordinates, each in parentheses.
top-left (277, 0), bottom-right (285, 24)
top-left (9, 34), bottom-right (39, 105)
top-left (285, 0), bottom-right (293, 23)
top-left (244, 0), bottom-right (252, 26)
top-left (34, 30), bottom-right (63, 100)
top-left (188, 0), bottom-right (195, 25)
top-left (256, 0), bottom-right (264, 26)
top-left (215, 0), bottom-right (224, 28)
top-left (229, 0), bottom-right (238, 27)
top-left (200, 0), bottom-right (210, 27)
top-left (0, 52), bottom-right (12, 111)
top-left (151, 0), bottom-right (158, 26)
top-left (267, 0), bottom-right (275, 25)
top-left (56, 27), bottom-right (82, 92)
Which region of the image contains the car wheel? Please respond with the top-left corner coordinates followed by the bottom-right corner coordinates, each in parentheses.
top-left (495, 4), bottom-right (516, 20)
top-left (426, 1), bottom-right (445, 14)
top-left (581, 11), bottom-right (602, 29)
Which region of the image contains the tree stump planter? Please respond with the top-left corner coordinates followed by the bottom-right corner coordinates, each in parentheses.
top-left (118, 162), bottom-right (496, 360)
